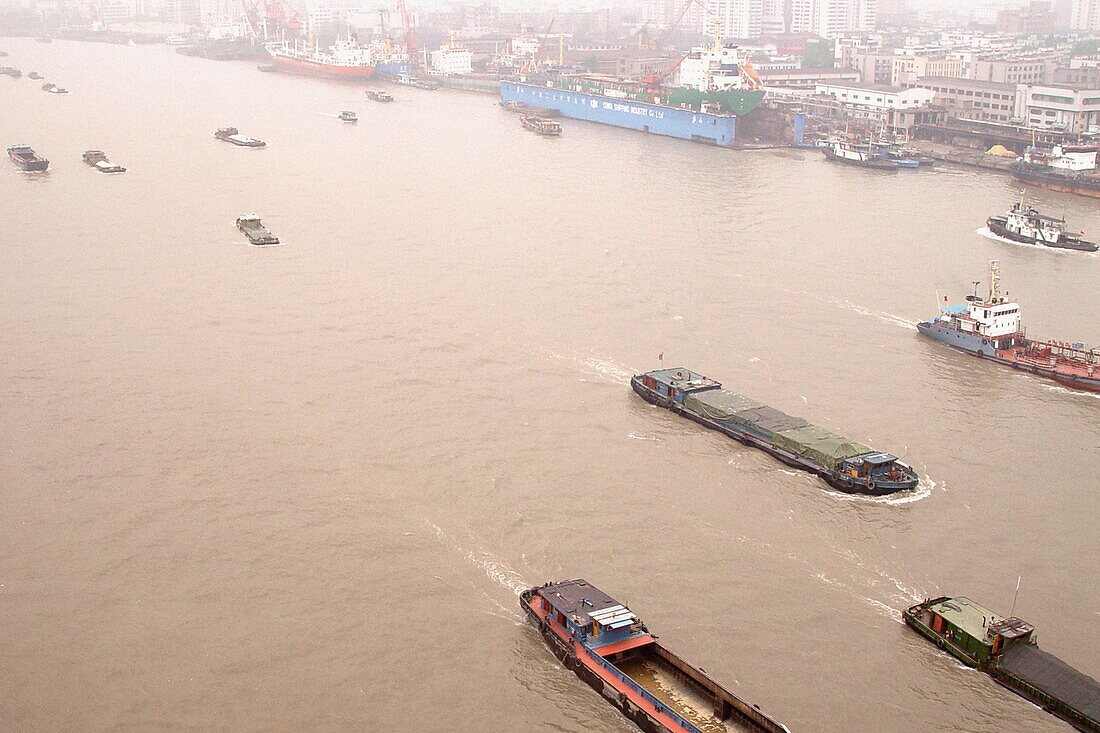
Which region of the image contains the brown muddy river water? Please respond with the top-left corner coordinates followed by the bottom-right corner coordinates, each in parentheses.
top-left (1, 37), bottom-right (1098, 733)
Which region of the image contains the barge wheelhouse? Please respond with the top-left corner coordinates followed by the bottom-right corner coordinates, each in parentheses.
top-left (631, 368), bottom-right (918, 495)
top-left (521, 579), bottom-right (791, 733)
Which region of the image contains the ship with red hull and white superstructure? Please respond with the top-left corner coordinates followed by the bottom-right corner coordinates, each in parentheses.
top-left (918, 261), bottom-right (1100, 393)
top-left (521, 579), bottom-right (791, 733)
top-left (265, 38), bottom-right (375, 80)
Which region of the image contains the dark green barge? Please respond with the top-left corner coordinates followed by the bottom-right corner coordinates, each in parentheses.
top-left (905, 597), bottom-right (1100, 732)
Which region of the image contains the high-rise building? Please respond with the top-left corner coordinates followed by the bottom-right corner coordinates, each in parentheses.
top-left (789, 0), bottom-right (876, 37)
top-left (168, 0), bottom-right (200, 25)
top-left (715, 0), bottom-right (762, 37)
top-left (1070, 0), bottom-right (1100, 30)
top-left (761, 0), bottom-right (785, 32)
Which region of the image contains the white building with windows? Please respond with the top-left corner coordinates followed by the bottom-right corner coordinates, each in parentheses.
top-left (815, 82), bottom-right (934, 109)
top-left (430, 45), bottom-right (473, 75)
top-left (790, 0), bottom-right (876, 37)
top-left (1071, 0), bottom-right (1100, 31)
top-left (1017, 84), bottom-right (1100, 134)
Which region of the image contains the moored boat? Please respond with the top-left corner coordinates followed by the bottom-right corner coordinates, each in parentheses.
top-left (365, 89), bottom-right (393, 102)
top-left (631, 368), bottom-right (919, 495)
top-left (8, 145), bottom-right (49, 171)
top-left (520, 115), bottom-right (562, 136)
top-left (905, 596), bottom-right (1100, 733)
top-left (521, 579), bottom-right (791, 733)
top-left (822, 140), bottom-right (898, 170)
top-left (2, 65), bottom-right (23, 78)
top-left (236, 214), bottom-right (279, 245)
top-left (917, 260), bottom-right (1100, 393)
top-left (338, 110), bottom-right (358, 123)
top-left (1011, 144), bottom-right (1100, 199)
top-left (214, 127), bottom-right (266, 147)
top-left (265, 38), bottom-right (375, 80)
top-left (986, 199), bottom-right (1097, 252)
top-left (82, 150), bottom-right (126, 173)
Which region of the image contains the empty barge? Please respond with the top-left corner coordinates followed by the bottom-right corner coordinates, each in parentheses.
top-left (632, 368), bottom-right (918, 495)
top-left (522, 579), bottom-right (790, 733)
top-left (905, 597), bottom-right (1099, 732)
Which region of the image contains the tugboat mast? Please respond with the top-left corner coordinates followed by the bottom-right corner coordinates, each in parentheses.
top-left (989, 260), bottom-right (1001, 303)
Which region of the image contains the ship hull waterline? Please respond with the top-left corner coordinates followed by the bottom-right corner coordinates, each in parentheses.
top-left (631, 378), bottom-right (916, 496)
top-left (267, 54), bottom-right (376, 81)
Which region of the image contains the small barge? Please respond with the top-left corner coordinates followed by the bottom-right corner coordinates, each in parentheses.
top-left (918, 261), bottom-right (1100, 392)
top-left (905, 596), bottom-right (1100, 733)
top-left (986, 199), bottom-right (1097, 252)
top-left (822, 140), bottom-right (898, 170)
top-left (215, 127), bottom-right (266, 147)
top-left (632, 369), bottom-right (918, 495)
top-left (8, 145), bottom-right (49, 171)
top-left (521, 579), bottom-right (791, 733)
top-left (82, 150), bottom-right (126, 173)
top-left (338, 110), bottom-right (358, 123)
top-left (365, 89), bottom-right (393, 102)
top-left (236, 214), bottom-right (279, 245)
top-left (1, 65), bottom-right (23, 78)
top-left (521, 115), bottom-right (562, 136)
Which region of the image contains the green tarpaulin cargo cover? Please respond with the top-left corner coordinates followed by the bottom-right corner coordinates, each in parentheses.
top-left (684, 389), bottom-right (763, 421)
top-left (730, 406), bottom-right (810, 433)
top-left (772, 425), bottom-right (872, 472)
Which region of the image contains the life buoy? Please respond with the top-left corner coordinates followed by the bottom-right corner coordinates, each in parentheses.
top-left (841, 474), bottom-right (854, 489)
top-left (866, 478), bottom-right (876, 492)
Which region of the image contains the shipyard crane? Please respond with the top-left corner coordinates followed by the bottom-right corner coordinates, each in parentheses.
top-left (395, 0), bottom-right (421, 72)
top-left (376, 7), bottom-right (389, 37)
top-left (240, 0), bottom-right (302, 41)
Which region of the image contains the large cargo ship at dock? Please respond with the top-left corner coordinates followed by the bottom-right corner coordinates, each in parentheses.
top-left (917, 261), bottom-right (1100, 393)
top-left (521, 579), bottom-right (791, 733)
top-left (265, 39), bottom-right (375, 80)
top-left (632, 368), bottom-right (918, 495)
top-left (905, 596), bottom-right (1100, 732)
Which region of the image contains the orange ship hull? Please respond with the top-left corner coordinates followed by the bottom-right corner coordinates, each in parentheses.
top-left (269, 54), bottom-right (375, 80)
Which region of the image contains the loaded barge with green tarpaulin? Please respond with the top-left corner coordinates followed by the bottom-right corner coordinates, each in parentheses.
top-left (631, 368), bottom-right (918, 496)
top-left (905, 597), bottom-right (1100, 732)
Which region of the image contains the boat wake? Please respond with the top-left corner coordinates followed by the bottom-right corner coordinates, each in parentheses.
top-left (546, 351), bottom-right (636, 385)
top-left (627, 433), bottom-right (659, 442)
top-left (1039, 382), bottom-right (1100, 400)
top-left (775, 286), bottom-right (918, 330)
top-left (425, 519), bottom-right (527, 623)
top-left (976, 226), bottom-right (1097, 255)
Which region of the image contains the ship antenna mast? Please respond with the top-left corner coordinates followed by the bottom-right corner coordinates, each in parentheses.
top-left (989, 260), bottom-right (1001, 303)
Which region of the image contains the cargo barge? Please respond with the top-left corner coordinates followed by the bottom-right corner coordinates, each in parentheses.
top-left (215, 127), bottom-right (266, 147)
top-left (905, 596), bottom-right (1100, 732)
top-left (501, 76), bottom-right (762, 147)
top-left (8, 145), bottom-right (49, 171)
top-left (631, 368), bottom-right (918, 495)
top-left (521, 579), bottom-right (791, 733)
top-left (917, 261), bottom-right (1099, 393)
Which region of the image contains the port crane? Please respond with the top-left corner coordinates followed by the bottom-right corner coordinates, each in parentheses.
top-left (394, 0), bottom-right (421, 72)
top-left (241, 0), bottom-right (303, 41)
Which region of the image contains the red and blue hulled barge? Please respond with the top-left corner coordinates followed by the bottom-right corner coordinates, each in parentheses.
top-left (631, 368), bottom-right (919, 496)
top-left (521, 579), bottom-right (790, 733)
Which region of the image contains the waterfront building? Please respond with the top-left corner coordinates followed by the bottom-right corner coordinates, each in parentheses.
top-left (814, 81), bottom-right (935, 110)
top-left (758, 67), bottom-right (860, 87)
top-left (1018, 83), bottom-right (1100, 134)
top-left (914, 76), bottom-right (1019, 123)
top-left (891, 54), bottom-right (964, 86)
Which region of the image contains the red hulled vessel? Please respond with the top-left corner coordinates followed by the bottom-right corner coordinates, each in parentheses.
top-left (265, 39), bottom-right (375, 80)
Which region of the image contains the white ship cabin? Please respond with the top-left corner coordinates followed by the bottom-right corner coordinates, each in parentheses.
top-left (677, 43), bottom-right (747, 92)
top-left (638, 368), bottom-right (721, 405)
top-left (942, 262), bottom-right (1022, 345)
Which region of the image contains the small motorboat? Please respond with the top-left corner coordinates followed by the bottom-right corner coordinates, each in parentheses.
top-left (365, 89), bottom-right (393, 102)
top-left (338, 110), bottom-right (358, 123)
top-left (82, 150), bottom-right (126, 173)
top-left (28, 71), bottom-right (42, 80)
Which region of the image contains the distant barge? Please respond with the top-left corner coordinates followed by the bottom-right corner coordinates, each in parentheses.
top-left (905, 597), bottom-right (1100, 732)
top-left (632, 368), bottom-right (918, 495)
top-left (521, 579), bottom-right (791, 733)
top-left (8, 145), bottom-right (49, 171)
top-left (215, 127), bottom-right (266, 147)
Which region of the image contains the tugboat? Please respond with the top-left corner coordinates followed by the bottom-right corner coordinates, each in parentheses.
top-left (521, 115), bottom-right (562, 136)
top-left (905, 596), bottom-right (1100, 733)
top-left (917, 260), bottom-right (1100, 393)
top-left (82, 150), bottom-right (126, 173)
top-left (365, 89), bottom-right (393, 102)
top-left (631, 368), bottom-right (919, 495)
top-left (236, 214), bottom-right (280, 246)
top-left (41, 83), bottom-right (68, 94)
top-left (986, 198), bottom-right (1098, 252)
top-left (27, 71), bottom-right (42, 80)
top-left (7, 145), bottom-right (49, 171)
top-left (214, 127), bottom-right (266, 147)
top-left (521, 579), bottom-right (791, 733)
top-left (822, 140), bottom-right (898, 170)
top-left (338, 110), bottom-right (358, 123)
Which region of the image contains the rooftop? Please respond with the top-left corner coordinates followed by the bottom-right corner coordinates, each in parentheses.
top-left (916, 75), bottom-right (1016, 91)
top-left (536, 579), bottom-right (639, 628)
top-left (928, 596), bottom-right (1028, 643)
